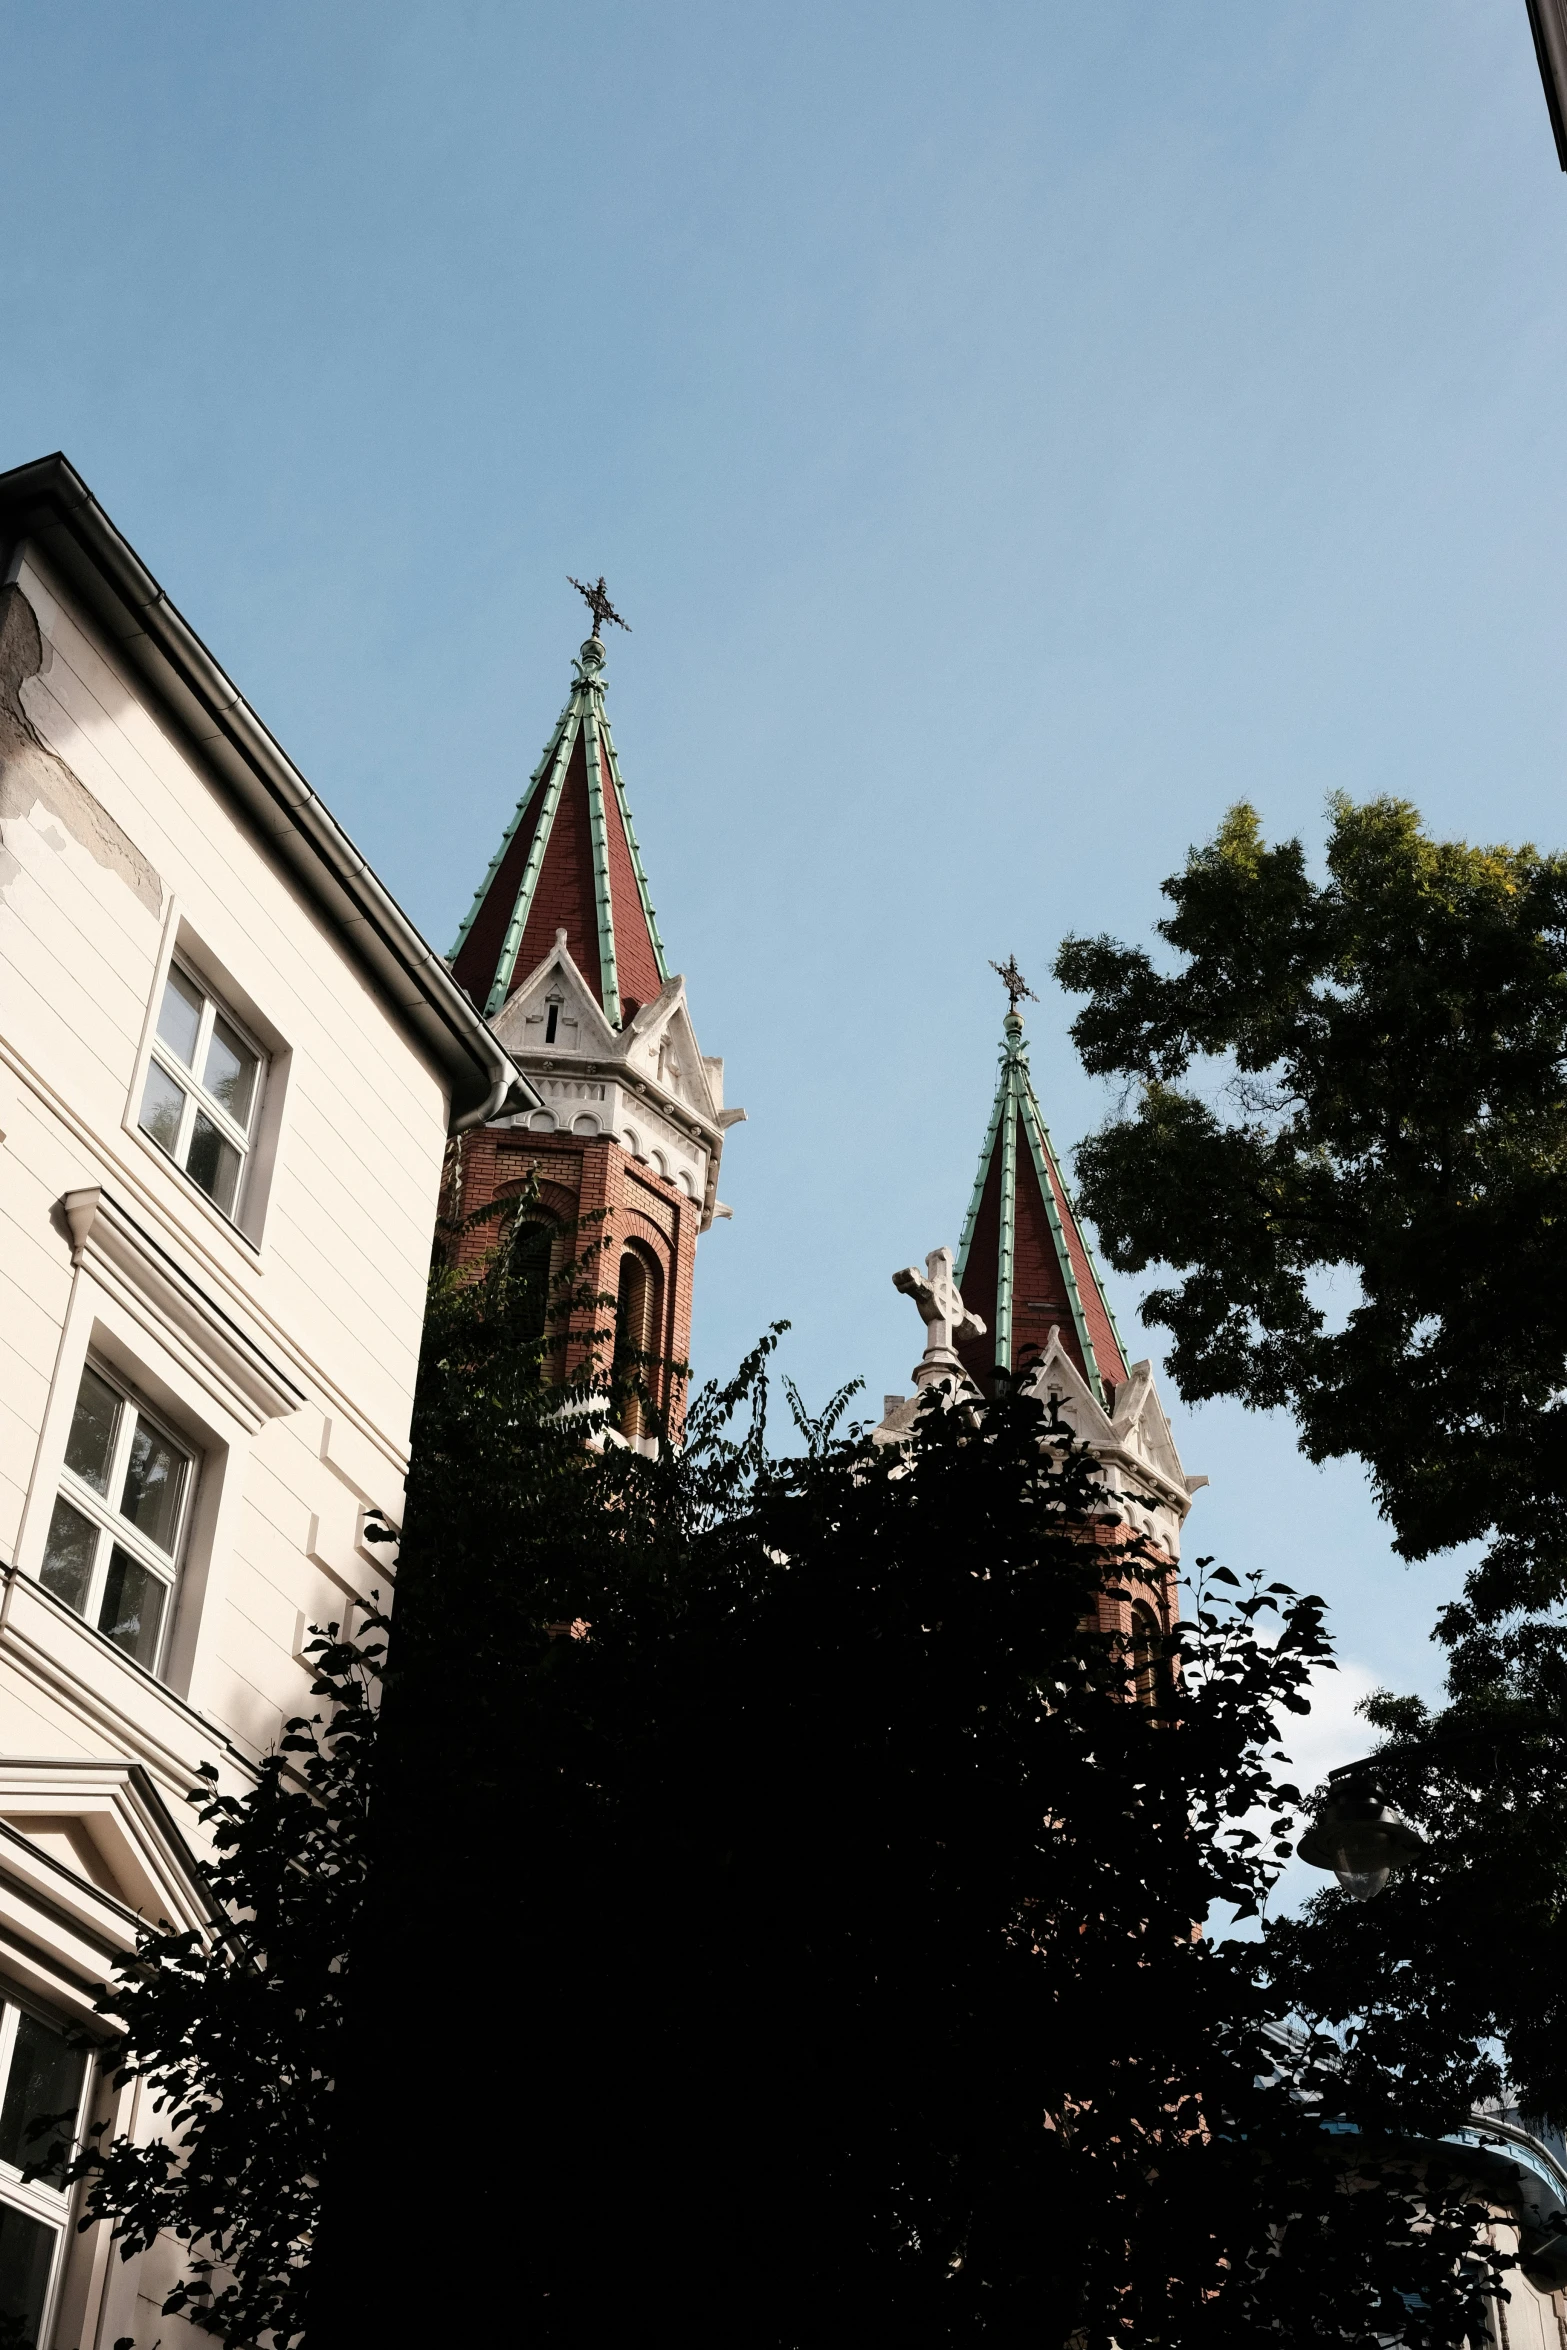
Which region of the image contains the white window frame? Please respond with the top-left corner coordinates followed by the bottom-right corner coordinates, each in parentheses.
top-left (138, 958), bottom-right (268, 1228)
top-left (0, 1994), bottom-right (93, 2350)
top-left (41, 1361), bottom-right (196, 1680)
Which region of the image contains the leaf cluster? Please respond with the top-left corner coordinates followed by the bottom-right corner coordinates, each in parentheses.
top-left (60, 1613), bottom-right (384, 2348)
top-left (1055, 795), bottom-right (1567, 1650)
top-left (80, 1207), bottom-right (1518, 2346)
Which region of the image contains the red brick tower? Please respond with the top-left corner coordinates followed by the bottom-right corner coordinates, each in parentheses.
top-left (444, 601), bottom-right (742, 1444)
top-left (880, 982), bottom-right (1203, 1669)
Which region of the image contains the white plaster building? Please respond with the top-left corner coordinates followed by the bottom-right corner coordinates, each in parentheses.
top-left (0, 453), bottom-right (527, 2347)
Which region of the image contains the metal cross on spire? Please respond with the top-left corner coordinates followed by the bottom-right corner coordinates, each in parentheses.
top-left (568, 573), bottom-right (631, 639)
top-left (990, 954), bottom-right (1038, 1013)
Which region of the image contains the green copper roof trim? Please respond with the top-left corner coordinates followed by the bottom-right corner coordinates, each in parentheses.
top-left (955, 1052), bottom-right (1008, 1278)
top-left (996, 1055), bottom-right (1019, 1370)
top-left (955, 1010), bottom-right (1123, 1406)
top-left (600, 721), bottom-right (670, 985)
top-left (460, 637), bottom-right (663, 1029)
top-left (1018, 1077), bottom-right (1106, 1406)
top-left (447, 705), bottom-right (571, 963)
top-left (1078, 1223), bottom-right (1130, 1377)
top-left (1030, 1094), bottom-right (1131, 1386)
top-left (483, 711), bottom-right (580, 1015)
top-left (582, 697), bottom-right (621, 1026)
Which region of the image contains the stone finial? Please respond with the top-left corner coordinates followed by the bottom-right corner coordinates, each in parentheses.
top-left (892, 1246), bottom-right (986, 1390)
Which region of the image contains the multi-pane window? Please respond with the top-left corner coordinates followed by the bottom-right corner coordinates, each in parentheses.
top-left (0, 1998), bottom-right (90, 2349)
top-left (138, 964), bottom-right (263, 1221)
top-left (39, 1365), bottom-right (192, 1673)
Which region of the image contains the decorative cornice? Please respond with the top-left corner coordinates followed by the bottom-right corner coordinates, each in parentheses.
top-left (62, 1186), bottom-right (305, 1431)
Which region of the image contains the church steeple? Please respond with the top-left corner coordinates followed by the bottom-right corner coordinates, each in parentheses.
top-left (449, 624), bottom-right (668, 1028)
top-left (442, 589), bottom-right (742, 1449)
top-left (878, 974), bottom-right (1201, 1567)
top-left (954, 992), bottom-right (1128, 1405)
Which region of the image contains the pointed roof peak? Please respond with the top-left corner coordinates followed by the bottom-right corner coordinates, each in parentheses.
top-left (449, 618), bottom-right (668, 1029)
top-left (954, 988), bottom-right (1128, 1405)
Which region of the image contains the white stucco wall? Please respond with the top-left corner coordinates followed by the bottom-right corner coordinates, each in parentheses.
top-left (0, 540), bottom-right (452, 2346)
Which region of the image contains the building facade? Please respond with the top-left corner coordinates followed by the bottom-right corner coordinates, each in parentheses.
top-left (440, 620), bottom-right (742, 1442)
top-left (0, 453), bottom-right (526, 2348)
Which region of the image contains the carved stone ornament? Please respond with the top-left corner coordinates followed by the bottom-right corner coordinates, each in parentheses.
top-left (892, 1246), bottom-right (986, 1392)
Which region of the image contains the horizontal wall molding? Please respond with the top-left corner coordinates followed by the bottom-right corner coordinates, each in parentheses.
top-left (62, 1185), bottom-right (305, 1431)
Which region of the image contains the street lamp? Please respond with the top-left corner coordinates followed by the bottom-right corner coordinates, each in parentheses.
top-left (1296, 1761), bottom-right (1427, 1902)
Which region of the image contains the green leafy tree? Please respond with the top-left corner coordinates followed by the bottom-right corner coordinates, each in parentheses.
top-left (1054, 795), bottom-right (1567, 1666)
top-left (1054, 793), bottom-right (1567, 2253)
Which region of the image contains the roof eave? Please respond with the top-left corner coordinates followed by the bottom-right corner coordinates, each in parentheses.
top-left (0, 453), bottom-right (535, 1130)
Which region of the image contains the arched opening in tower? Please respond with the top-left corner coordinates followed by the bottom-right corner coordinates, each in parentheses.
top-left (614, 1243), bottom-right (662, 1439)
top-left (1129, 1598), bottom-right (1168, 1716)
top-left (507, 1216), bottom-right (555, 1347)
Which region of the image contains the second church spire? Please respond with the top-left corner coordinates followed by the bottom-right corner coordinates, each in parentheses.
top-left (954, 997), bottom-right (1128, 1404)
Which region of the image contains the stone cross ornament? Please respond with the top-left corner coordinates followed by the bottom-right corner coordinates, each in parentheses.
top-left (893, 1246), bottom-right (987, 1389)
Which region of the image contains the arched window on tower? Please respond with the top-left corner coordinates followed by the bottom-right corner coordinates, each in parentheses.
top-left (614, 1243), bottom-right (662, 1441)
top-left (1129, 1600), bottom-right (1168, 1716)
top-left (506, 1216), bottom-right (555, 1347)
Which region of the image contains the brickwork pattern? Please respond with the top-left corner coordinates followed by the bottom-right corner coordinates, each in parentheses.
top-left (444, 1123), bottom-right (698, 1438)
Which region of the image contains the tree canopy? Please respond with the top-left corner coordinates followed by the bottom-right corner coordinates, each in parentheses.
top-left (67, 1202), bottom-right (1520, 2347)
top-left (1054, 794), bottom-right (1567, 1666)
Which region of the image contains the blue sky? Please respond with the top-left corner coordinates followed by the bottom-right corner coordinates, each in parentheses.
top-left (3, 0), bottom-right (1562, 1771)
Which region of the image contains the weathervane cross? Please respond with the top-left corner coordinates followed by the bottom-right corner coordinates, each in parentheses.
top-left (990, 954), bottom-right (1037, 1013)
top-left (568, 574), bottom-right (631, 639)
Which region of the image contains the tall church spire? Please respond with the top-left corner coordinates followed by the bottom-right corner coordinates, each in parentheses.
top-left (442, 595), bottom-right (742, 1450)
top-left (879, 981), bottom-right (1201, 1567)
top-left (954, 997), bottom-right (1128, 1404)
top-left (449, 627), bottom-right (668, 1027)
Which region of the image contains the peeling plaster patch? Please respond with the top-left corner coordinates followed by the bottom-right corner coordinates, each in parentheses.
top-left (0, 585), bottom-right (162, 913)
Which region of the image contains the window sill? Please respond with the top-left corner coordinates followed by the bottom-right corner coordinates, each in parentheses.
top-left (124, 1121), bottom-right (263, 1260)
top-left (1, 1560), bottom-right (252, 1766)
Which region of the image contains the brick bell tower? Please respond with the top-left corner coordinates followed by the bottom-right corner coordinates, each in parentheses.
top-left (877, 963), bottom-right (1204, 1670)
top-left (444, 580), bottom-right (743, 1445)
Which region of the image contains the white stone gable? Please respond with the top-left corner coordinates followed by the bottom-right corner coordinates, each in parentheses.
top-left (492, 932), bottom-right (744, 1227)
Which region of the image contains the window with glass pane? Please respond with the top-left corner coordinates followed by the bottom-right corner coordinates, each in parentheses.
top-left (39, 1364), bottom-right (191, 1675)
top-left (138, 962), bottom-right (263, 1221)
top-left (0, 1999), bottom-right (89, 2349)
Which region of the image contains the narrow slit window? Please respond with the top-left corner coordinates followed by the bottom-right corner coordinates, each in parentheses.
top-left (39, 1364), bottom-right (192, 1675)
top-left (614, 1246), bottom-right (661, 1441)
top-left (1129, 1601), bottom-right (1168, 1716)
top-left (545, 999), bottom-right (560, 1044)
top-left (138, 963), bottom-right (264, 1222)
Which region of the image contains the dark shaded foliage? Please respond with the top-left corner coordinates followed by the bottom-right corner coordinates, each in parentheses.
top-left (78, 1198), bottom-right (1510, 2345)
top-left (1259, 1641), bottom-right (1567, 2175)
top-left (57, 1615), bottom-right (382, 2347)
top-left (307, 1211), bottom-right (1504, 2346)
